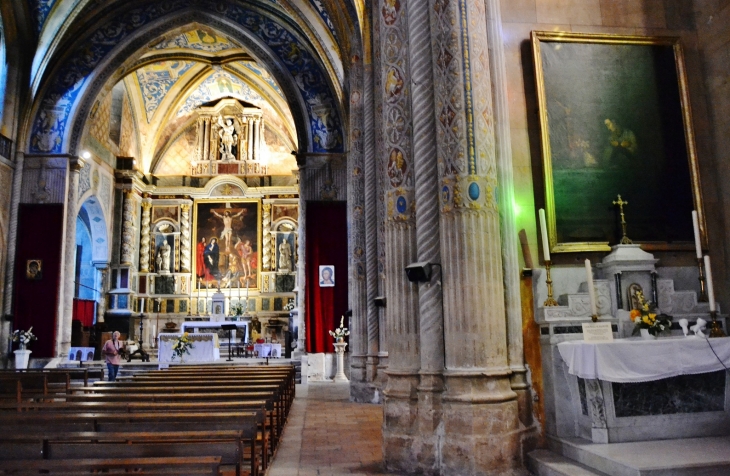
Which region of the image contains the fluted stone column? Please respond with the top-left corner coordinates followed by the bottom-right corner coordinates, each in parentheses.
top-left (431, 1), bottom-right (521, 473)
top-left (180, 203), bottom-right (192, 273)
top-left (139, 199), bottom-right (152, 272)
top-left (120, 191), bottom-right (135, 266)
top-left (379, 0), bottom-right (421, 469)
top-left (486, 0), bottom-right (530, 421)
top-left (348, 48), bottom-right (370, 402)
top-left (59, 157), bottom-right (84, 357)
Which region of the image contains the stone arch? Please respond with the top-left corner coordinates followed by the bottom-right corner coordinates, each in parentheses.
top-left (25, 1), bottom-right (345, 158)
top-left (77, 195), bottom-right (109, 264)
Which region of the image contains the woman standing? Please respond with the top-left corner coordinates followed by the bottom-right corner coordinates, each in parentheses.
top-left (102, 331), bottom-right (124, 381)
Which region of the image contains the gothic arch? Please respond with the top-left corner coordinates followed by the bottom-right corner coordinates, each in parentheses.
top-left (25, 1), bottom-right (346, 159)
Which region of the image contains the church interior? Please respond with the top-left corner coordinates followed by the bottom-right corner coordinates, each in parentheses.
top-left (0, 0), bottom-right (729, 475)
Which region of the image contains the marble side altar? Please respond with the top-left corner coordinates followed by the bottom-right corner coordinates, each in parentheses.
top-left (158, 333), bottom-right (220, 363)
top-left (538, 245), bottom-right (730, 444)
top-left (551, 336), bottom-right (730, 443)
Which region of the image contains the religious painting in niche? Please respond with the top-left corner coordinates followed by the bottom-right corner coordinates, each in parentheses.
top-left (319, 265), bottom-right (335, 287)
top-left (532, 32), bottom-right (704, 253)
top-left (272, 204), bottom-right (298, 223)
top-left (194, 200), bottom-right (259, 289)
top-left (26, 260), bottom-right (42, 280)
top-left (152, 206), bottom-right (179, 223)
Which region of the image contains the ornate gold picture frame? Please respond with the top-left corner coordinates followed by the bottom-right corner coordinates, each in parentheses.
top-left (532, 31), bottom-right (705, 253)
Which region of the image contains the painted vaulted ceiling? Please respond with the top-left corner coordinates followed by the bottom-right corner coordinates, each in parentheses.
top-left (13, 0), bottom-right (364, 174)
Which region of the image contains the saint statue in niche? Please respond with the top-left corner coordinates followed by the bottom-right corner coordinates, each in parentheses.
top-left (278, 239), bottom-right (292, 272)
top-left (156, 240), bottom-right (171, 274)
top-left (217, 115), bottom-right (237, 161)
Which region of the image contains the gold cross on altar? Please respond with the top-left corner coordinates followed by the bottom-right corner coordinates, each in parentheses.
top-left (612, 194), bottom-right (633, 244)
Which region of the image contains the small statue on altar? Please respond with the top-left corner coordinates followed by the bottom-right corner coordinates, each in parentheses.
top-left (691, 318), bottom-right (707, 337)
top-left (278, 239), bottom-right (292, 272)
top-left (156, 240), bottom-right (171, 273)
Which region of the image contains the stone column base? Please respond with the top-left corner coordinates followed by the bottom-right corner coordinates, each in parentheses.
top-left (382, 371), bottom-right (419, 473)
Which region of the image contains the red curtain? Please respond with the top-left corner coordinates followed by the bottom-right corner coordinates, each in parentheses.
top-left (305, 202), bottom-right (348, 353)
top-left (73, 299), bottom-right (95, 327)
top-left (14, 204), bottom-right (65, 358)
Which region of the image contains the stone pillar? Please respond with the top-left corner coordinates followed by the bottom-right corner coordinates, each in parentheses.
top-left (247, 118), bottom-right (254, 161)
top-left (379, 0), bottom-right (421, 470)
top-left (431, 1), bottom-right (521, 473)
top-left (3, 151), bottom-right (24, 318)
top-left (120, 191), bottom-right (135, 265)
top-left (407, 0), bottom-right (445, 471)
top-left (196, 117), bottom-right (204, 162)
top-left (139, 199), bottom-right (152, 272)
top-left (59, 157), bottom-right (84, 357)
top-left (203, 118), bottom-right (211, 162)
top-left (363, 33), bottom-right (382, 401)
top-left (180, 203), bottom-right (191, 273)
top-left (296, 192), bottom-right (307, 352)
top-left (96, 266), bottom-right (109, 323)
top-left (486, 0), bottom-right (529, 420)
top-left (348, 51), bottom-right (369, 402)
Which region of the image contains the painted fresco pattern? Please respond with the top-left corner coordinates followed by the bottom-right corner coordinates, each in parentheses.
top-left (30, 0), bottom-right (343, 155)
top-left (30, 0), bottom-right (56, 34)
top-left (153, 27), bottom-right (239, 52)
top-left (309, 0), bottom-right (340, 42)
top-left (136, 61), bottom-right (196, 122)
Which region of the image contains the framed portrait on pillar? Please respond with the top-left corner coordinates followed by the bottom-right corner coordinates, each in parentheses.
top-left (193, 200), bottom-right (260, 290)
top-left (531, 32), bottom-right (706, 253)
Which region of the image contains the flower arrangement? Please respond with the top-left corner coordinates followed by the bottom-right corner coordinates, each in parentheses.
top-left (284, 299), bottom-right (295, 311)
top-left (232, 302), bottom-right (246, 316)
top-left (329, 316), bottom-right (350, 341)
top-left (630, 290), bottom-right (672, 337)
top-left (171, 332), bottom-right (194, 361)
top-left (12, 327), bottom-right (37, 350)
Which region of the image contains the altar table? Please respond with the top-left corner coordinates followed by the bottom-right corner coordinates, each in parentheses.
top-left (253, 343), bottom-right (282, 358)
top-left (157, 333), bottom-right (220, 363)
top-left (558, 336), bottom-right (730, 382)
top-left (552, 336), bottom-right (730, 443)
top-left (181, 321), bottom-right (249, 343)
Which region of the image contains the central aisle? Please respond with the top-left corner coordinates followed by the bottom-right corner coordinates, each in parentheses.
top-left (268, 382), bottom-right (403, 476)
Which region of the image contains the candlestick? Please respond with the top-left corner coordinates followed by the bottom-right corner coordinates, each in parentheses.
top-left (196, 277), bottom-right (201, 316)
top-left (585, 259), bottom-right (598, 321)
top-left (697, 258), bottom-right (708, 302)
top-left (543, 260), bottom-right (558, 306)
top-left (692, 211), bottom-right (702, 259)
top-left (709, 311), bottom-right (726, 338)
top-left (539, 208), bottom-right (550, 262)
top-left (704, 255), bottom-right (716, 312)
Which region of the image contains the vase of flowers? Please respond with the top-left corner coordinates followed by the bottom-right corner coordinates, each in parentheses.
top-left (630, 290), bottom-right (672, 338)
top-left (12, 327), bottom-right (37, 369)
top-left (171, 332), bottom-right (194, 363)
top-left (329, 316), bottom-right (350, 343)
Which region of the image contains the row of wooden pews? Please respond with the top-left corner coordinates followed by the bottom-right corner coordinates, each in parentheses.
top-left (0, 364), bottom-right (296, 475)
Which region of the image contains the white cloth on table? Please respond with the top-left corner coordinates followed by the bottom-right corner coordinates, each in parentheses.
top-left (157, 333), bottom-right (220, 363)
top-left (557, 336), bottom-right (730, 383)
top-left (254, 343), bottom-right (282, 358)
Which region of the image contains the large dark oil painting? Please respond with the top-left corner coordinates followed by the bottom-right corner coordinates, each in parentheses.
top-left (532, 32), bottom-right (704, 253)
top-left (194, 200), bottom-right (259, 289)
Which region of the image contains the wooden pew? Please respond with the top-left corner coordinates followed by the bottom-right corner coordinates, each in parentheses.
top-left (0, 411), bottom-right (259, 472)
top-left (0, 431), bottom-right (252, 476)
top-left (0, 455), bottom-right (222, 475)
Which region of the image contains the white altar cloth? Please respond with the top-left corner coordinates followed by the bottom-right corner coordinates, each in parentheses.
top-left (158, 333), bottom-right (220, 363)
top-left (558, 336), bottom-right (730, 383)
top-left (254, 343), bottom-right (282, 358)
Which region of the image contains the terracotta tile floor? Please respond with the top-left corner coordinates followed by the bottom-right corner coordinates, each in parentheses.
top-left (268, 382), bottom-right (404, 476)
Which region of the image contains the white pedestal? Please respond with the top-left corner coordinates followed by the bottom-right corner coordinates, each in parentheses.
top-left (333, 342), bottom-right (348, 382)
top-left (14, 349), bottom-right (31, 369)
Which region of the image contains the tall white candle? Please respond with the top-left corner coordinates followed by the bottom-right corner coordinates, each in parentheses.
top-left (539, 208), bottom-right (551, 262)
top-left (704, 255), bottom-right (716, 312)
top-left (692, 211), bottom-right (702, 259)
top-left (585, 259), bottom-right (598, 316)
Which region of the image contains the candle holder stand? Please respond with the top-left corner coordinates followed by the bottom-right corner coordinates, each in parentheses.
top-left (543, 260), bottom-right (559, 307)
top-left (697, 258), bottom-right (708, 302)
top-left (709, 311), bottom-right (726, 338)
top-left (591, 314), bottom-right (599, 323)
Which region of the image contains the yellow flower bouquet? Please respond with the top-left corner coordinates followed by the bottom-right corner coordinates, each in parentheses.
top-left (630, 290), bottom-right (672, 337)
top-left (171, 332), bottom-right (194, 360)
